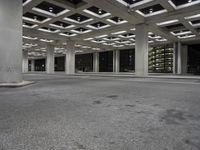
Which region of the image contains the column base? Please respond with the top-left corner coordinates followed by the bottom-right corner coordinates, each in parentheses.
top-left (0, 81), bottom-right (34, 88)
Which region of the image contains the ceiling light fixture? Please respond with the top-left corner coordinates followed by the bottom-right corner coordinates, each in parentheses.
top-left (149, 8), bottom-right (153, 13)
top-left (34, 16), bottom-right (37, 21)
top-left (98, 9), bottom-right (102, 14)
top-left (77, 17), bottom-right (81, 22)
top-left (49, 7), bottom-right (53, 13)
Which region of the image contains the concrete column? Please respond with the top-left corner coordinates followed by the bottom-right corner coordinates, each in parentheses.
top-left (181, 45), bottom-right (188, 74)
top-left (174, 42), bottom-right (188, 75)
top-left (135, 24), bottom-right (149, 76)
top-left (46, 44), bottom-right (55, 74)
top-left (177, 42), bottom-right (182, 75)
top-left (65, 42), bottom-right (75, 74)
top-left (93, 52), bottom-right (99, 72)
top-left (113, 50), bottom-right (120, 73)
top-left (31, 59), bottom-right (35, 72)
top-left (0, 0), bottom-right (22, 83)
top-left (173, 43), bottom-right (177, 74)
top-left (22, 50), bottom-right (29, 73)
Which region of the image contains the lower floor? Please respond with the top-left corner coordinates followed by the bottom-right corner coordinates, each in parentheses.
top-left (0, 73), bottom-right (200, 150)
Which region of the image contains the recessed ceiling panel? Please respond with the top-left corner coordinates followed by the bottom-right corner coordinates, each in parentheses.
top-left (35, 1), bottom-right (65, 14)
top-left (139, 4), bottom-right (164, 15)
top-left (170, 0), bottom-right (198, 6)
top-left (23, 12), bottom-right (47, 21)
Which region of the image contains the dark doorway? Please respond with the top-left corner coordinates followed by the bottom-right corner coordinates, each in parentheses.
top-left (34, 59), bottom-right (46, 71)
top-left (75, 53), bottom-right (93, 72)
top-left (99, 51), bottom-right (113, 72)
top-left (28, 60), bottom-right (32, 71)
top-left (55, 56), bottom-right (65, 71)
top-left (188, 44), bottom-right (200, 74)
top-left (120, 49), bottom-right (135, 72)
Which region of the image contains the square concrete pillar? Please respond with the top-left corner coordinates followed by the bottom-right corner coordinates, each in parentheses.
top-left (31, 59), bottom-right (35, 72)
top-left (46, 44), bottom-right (55, 74)
top-left (113, 50), bottom-right (120, 73)
top-left (173, 43), bottom-right (177, 74)
top-left (181, 45), bottom-right (188, 74)
top-left (135, 24), bottom-right (149, 76)
top-left (65, 42), bottom-right (75, 74)
top-left (177, 42), bottom-right (182, 75)
top-left (93, 52), bottom-right (99, 72)
top-left (173, 42), bottom-right (188, 75)
top-left (0, 0), bottom-right (22, 83)
top-left (22, 50), bottom-right (29, 73)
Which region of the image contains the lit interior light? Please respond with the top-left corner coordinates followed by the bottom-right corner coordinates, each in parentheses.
top-left (149, 8), bottom-right (153, 13)
top-left (23, 0), bottom-right (32, 6)
top-left (49, 7), bottom-right (53, 13)
top-left (111, 30), bottom-right (127, 35)
top-left (23, 36), bottom-right (38, 40)
top-left (171, 31), bottom-right (192, 36)
top-left (177, 34), bottom-right (196, 39)
top-left (156, 19), bottom-right (179, 26)
top-left (113, 44), bottom-right (124, 48)
top-left (92, 48), bottom-right (100, 51)
top-left (95, 34), bottom-right (108, 38)
top-left (34, 16), bottom-right (37, 21)
top-left (77, 17), bottom-right (81, 22)
top-left (75, 50), bottom-right (83, 53)
top-left (98, 9), bottom-right (102, 14)
top-left (185, 14), bottom-right (200, 19)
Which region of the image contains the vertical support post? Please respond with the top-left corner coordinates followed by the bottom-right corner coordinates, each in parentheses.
top-left (22, 50), bottom-right (29, 73)
top-left (93, 52), bottom-right (99, 72)
top-left (0, 0), bottom-right (22, 83)
top-left (181, 45), bottom-right (188, 74)
top-left (46, 44), bottom-right (55, 74)
top-left (173, 42), bottom-right (177, 74)
top-left (177, 42), bottom-right (182, 75)
top-left (65, 41), bottom-right (75, 74)
top-left (31, 59), bottom-right (35, 72)
top-left (135, 24), bottom-right (149, 76)
top-left (113, 50), bottom-right (120, 73)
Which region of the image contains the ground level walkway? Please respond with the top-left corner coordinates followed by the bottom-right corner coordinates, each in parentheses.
top-left (0, 74), bottom-right (200, 150)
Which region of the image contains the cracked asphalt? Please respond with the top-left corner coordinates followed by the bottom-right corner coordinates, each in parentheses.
top-left (0, 74), bottom-right (200, 150)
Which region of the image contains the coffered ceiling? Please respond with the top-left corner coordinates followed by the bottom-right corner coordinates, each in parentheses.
top-left (22, 0), bottom-right (200, 57)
